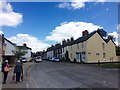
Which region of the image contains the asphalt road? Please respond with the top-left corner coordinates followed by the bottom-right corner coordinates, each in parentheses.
top-left (29, 60), bottom-right (119, 88)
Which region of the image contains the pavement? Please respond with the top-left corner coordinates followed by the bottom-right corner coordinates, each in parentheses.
top-left (1, 62), bottom-right (33, 89)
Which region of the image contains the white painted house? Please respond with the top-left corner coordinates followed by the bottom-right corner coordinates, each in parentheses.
top-left (4, 38), bottom-right (16, 64)
top-left (18, 44), bottom-right (32, 61)
top-left (47, 50), bottom-right (54, 60)
top-left (46, 46), bottom-right (54, 60)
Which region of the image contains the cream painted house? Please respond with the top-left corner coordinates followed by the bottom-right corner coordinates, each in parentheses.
top-left (66, 30), bottom-right (117, 63)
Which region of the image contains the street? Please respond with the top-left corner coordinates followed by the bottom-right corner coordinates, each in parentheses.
top-left (2, 60), bottom-right (119, 89)
top-left (30, 60), bottom-right (119, 88)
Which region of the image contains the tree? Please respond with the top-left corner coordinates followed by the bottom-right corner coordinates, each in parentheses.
top-left (12, 47), bottom-right (27, 60)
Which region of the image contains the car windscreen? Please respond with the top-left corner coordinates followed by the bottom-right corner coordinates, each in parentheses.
top-left (36, 57), bottom-right (41, 59)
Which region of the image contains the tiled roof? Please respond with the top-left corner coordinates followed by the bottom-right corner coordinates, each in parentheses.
top-left (73, 31), bottom-right (96, 45)
top-left (46, 30), bottom-right (116, 51)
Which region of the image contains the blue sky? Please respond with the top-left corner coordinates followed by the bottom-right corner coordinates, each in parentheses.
top-left (0, 1), bottom-right (119, 52)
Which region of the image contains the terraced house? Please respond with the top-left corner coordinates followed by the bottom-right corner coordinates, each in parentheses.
top-left (46, 29), bottom-right (118, 63)
top-left (66, 29), bottom-right (117, 63)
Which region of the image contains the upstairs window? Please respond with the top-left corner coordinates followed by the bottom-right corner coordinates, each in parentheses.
top-left (102, 43), bottom-right (105, 49)
top-left (96, 53), bottom-right (99, 55)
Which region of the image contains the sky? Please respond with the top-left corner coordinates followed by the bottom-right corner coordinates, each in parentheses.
top-left (0, 0), bottom-right (119, 52)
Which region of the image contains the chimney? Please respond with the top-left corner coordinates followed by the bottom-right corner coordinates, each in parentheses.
top-left (62, 39), bottom-right (66, 45)
top-left (23, 43), bottom-right (27, 47)
top-left (70, 37), bottom-right (74, 41)
top-left (108, 35), bottom-right (113, 40)
top-left (82, 30), bottom-right (89, 37)
top-left (67, 39), bottom-right (70, 42)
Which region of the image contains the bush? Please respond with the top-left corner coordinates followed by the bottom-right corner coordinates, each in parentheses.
top-left (73, 58), bottom-right (76, 63)
top-left (100, 63), bottom-right (120, 68)
top-left (60, 57), bottom-right (71, 62)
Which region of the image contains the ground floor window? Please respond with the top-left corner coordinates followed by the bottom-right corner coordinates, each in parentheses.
top-left (76, 52), bottom-right (86, 62)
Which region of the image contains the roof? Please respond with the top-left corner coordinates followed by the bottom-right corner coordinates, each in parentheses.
top-left (17, 46), bottom-right (32, 50)
top-left (46, 30), bottom-right (116, 51)
top-left (4, 38), bottom-right (16, 46)
top-left (73, 31), bottom-right (96, 45)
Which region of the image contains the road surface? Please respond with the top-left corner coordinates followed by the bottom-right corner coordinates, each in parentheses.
top-left (29, 60), bottom-right (119, 88)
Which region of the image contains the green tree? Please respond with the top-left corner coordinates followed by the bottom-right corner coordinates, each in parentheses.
top-left (12, 47), bottom-right (27, 60)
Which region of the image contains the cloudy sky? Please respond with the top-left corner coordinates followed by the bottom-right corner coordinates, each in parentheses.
top-left (0, 0), bottom-right (119, 52)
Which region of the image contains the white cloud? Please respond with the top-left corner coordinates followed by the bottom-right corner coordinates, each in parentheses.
top-left (8, 34), bottom-right (50, 52)
top-left (0, 30), bottom-right (3, 35)
top-left (0, 0), bottom-right (23, 27)
top-left (108, 32), bottom-right (119, 45)
top-left (58, 0), bottom-right (107, 10)
top-left (58, 2), bottom-right (71, 9)
top-left (46, 21), bottom-right (103, 42)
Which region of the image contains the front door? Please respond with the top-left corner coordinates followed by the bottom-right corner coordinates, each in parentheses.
top-left (76, 52), bottom-right (82, 62)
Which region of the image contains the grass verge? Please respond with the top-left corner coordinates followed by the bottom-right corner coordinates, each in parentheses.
top-left (100, 63), bottom-right (120, 68)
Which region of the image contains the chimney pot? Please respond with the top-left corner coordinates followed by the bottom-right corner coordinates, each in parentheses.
top-left (82, 30), bottom-right (89, 37)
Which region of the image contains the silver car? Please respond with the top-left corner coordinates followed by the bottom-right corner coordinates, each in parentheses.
top-left (35, 56), bottom-right (42, 63)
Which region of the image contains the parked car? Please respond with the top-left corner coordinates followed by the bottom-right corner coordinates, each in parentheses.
top-left (35, 56), bottom-right (42, 63)
top-left (51, 57), bottom-right (60, 62)
top-left (20, 57), bottom-right (27, 63)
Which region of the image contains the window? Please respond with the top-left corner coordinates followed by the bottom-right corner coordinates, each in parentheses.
top-left (88, 52), bottom-right (91, 54)
top-left (96, 53), bottom-right (99, 55)
top-left (76, 53), bottom-right (79, 60)
top-left (81, 52), bottom-right (86, 61)
top-left (103, 53), bottom-right (105, 59)
top-left (77, 43), bottom-right (79, 49)
top-left (102, 43), bottom-right (105, 49)
top-left (82, 42), bottom-right (84, 48)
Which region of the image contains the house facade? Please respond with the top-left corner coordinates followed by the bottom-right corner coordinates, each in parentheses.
top-left (18, 44), bottom-right (32, 61)
top-left (67, 30), bottom-right (117, 63)
top-left (46, 29), bottom-right (118, 63)
top-left (4, 38), bottom-right (16, 64)
top-left (46, 46), bottom-right (54, 60)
